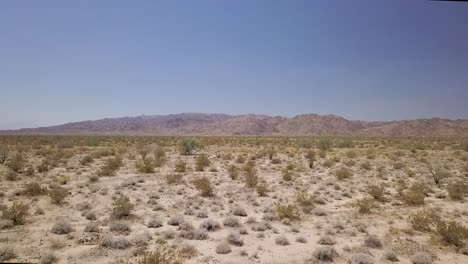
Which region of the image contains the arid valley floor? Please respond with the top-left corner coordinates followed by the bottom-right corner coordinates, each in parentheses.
top-left (1, 136), bottom-right (467, 264)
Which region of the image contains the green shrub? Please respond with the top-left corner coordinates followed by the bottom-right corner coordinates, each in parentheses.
top-left (193, 176), bottom-right (214, 197)
top-left (7, 153), bottom-right (24, 173)
top-left (305, 150), bottom-right (316, 169)
top-left (256, 183), bottom-right (269, 197)
top-left (48, 187), bottom-right (69, 204)
top-left (317, 139), bottom-right (332, 151)
top-left (273, 202), bottom-right (301, 221)
top-left (409, 209), bottom-right (440, 232)
top-left (174, 160), bottom-right (187, 173)
top-left (179, 139), bottom-right (198, 155)
top-left (135, 246), bottom-right (185, 264)
top-left (436, 220), bottom-right (468, 247)
top-left (0, 202), bottom-right (29, 225)
top-left (335, 167), bottom-right (352, 180)
top-left (195, 154), bottom-right (210, 171)
top-left (244, 160), bottom-right (258, 188)
top-left (368, 185), bottom-right (385, 202)
top-left (98, 156), bottom-right (123, 176)
top-left (80, 155), bottom-right (93, 166)
top-left (228, 165), bottom-right (239, 180)
top-left (166, 173), bottom-right (183, 185)
top-left (353, 198), bottom-right (374, 214)
top-left (111, 195), bottom-right (134, 219)
top-left (0, 146), bottom-right (8, 164)
top-left (23, 182), bottom-right (47, 196)
top-left (136, 158), bottom-right (155, 173)
top-left (447, 181), bottom-right (467, 200)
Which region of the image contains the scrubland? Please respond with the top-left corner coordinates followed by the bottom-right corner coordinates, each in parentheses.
top-left (0, 136), bottom-right (468, 264)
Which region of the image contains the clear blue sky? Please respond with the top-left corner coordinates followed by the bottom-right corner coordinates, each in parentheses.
top-left (1, 0), bottom-right (467, 129)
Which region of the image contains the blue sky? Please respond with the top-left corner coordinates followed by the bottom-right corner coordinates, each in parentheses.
top-left (1, 0), bottom-right (467, 129)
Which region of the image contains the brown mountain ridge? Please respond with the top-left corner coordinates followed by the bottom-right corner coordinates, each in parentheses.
top-left (1, 113), bottom-right (467, 136)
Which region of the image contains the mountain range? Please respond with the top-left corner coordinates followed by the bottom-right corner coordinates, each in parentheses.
top-left (1, 113), bottom-right (467, 137)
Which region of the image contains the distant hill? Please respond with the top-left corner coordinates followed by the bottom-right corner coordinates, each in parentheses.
top-left (1, 113), bottom-right (467, 136)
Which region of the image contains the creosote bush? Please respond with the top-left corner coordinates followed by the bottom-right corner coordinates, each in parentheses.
top-left (0, 202), bottom-right (29, 225)
top-left (335, 167), bottom-right (352, 180)
top-left (136, 158), bottom-right (156, 173)
top-left (136, 246), bottom-right (185, 264)
top-left (111, 195), bottom-right (134, 219)
top-left (48, 187), bottom-right (69, 205)
top-left (244, 160), bottom-right (258, 188)
top-left (353, 198), bottom-right (374, 214)
top-left (195, 153), bottom-right (210, 171)
top-left (98, 156), bottom-right (123, 176)
top-left (179, 139), bottom-right (198, 155)
top-left (193, 176), bottom-right (214, 197)
top-left (273, 202), bottom-right (301, 221)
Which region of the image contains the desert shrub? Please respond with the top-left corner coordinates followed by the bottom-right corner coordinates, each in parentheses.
top-left (231, 206), bottom-right (247, 217)
top-left (410, 251), bottom-right (432, 264)
top-left (110, 221), bottom-right (131, 234)
top-left (166, 173), bottom-right (183, 185)
top-left (0, 246), bottom-right (16, 261)
top-left (336, 138), bottom-right (353, 148)
top-left (403, 188), bottom-right (425, 206)
top-left (7, 153), bottom-right (24, 172)
top-left (0, 219), bottom-right (13, 229)
top-left (136, 246), bottom-right (185, 264)
top-left (318, 235), bottom-right (336, 245)
top-left (364, 235), bottom-right (383, 248)
top-left (273, 202), bottom-right (301, 221)
top-left (193, 176), bottom-right (214, 197)
top-left (317, 139), bottom-right (332, 151)
top-left (436, 220), bottom-right (468, 247)
top-left (195, 153), bottom-right (210, 171)
top-left (23, 182), bottom-right (47, 196)
top-left (335, 167), bottom-right (352, 180)
top-left (244, 160), bottom-right (258, 187)
top-left (174, 160), bottom-right (187, 173)
top-left (295, 191), bottom-right (315, 214)
top-left (281, 167), bottom-right (295, 181)
top-left (384, 250), bottom-right (399, 262)
top-left (409, 210), bottom-right (440, 232)
top-left (84, 222), bottom-right (100, 233)
top-left (51, 220), bottom-right (73, 234)
top-left (79, 155), bottom-right (93, 166)
top-left (350, 253), bottom-right (374, 264)
top-left (199, 219), bottom-right (221, 231)
top-left (425, 162), bottom-right (450, 185)
top-left (147, 216), bottom-right (163, 228)
top-left (275, 235), bottom-right (290, 246)
top-left (136, 158), bottom-right (156, 173)
top-left (311, 246), bottom-right (338, 262)
top-left (179, 139), bottom-right (198, 155)
top-left (97, 156), bottom-right (123, 176)
top-left (447, 181), bottom-right (467, 200)
top-left (266, 147), bottom-right (276, 160)
top-left (0, 202), bottom-right (29, 225)
top-left (111, 195), bottom-right (134, 219)
top-left (48, 187), bottom-right (69, 204)
top-left (360, 161), bottom-right (371, 171)
top-left (215, 242), bottom-right (231, 254)
top-left (353, 198), bottom-right (374, 214)
top-left (5, 171), bottom-right (18, 181)
top-left (101, 235), bottom-right (130, 249)
top-left (227, 232), bottom-right (244, 246)
top-left (368, 184), bottom-right (385, 202)
top-left (137, 145), bottom-right (150, 159)
top-left (461, 139), bottom-right (468, 152)
top-left (393, 162), bottom-right (405, 170)
top-left (256, 183), bottom-right (269, 197)
top-left (167, 214), bottom-right (185, 226)
top-left (39, 252), bottom-right (58, 264)
top-left (180, 228), bottom-right (209, 240)
top-left (305, 150), bottom-right (316, 169)
top-left (228, 165), bottom-right (239, 180)
top-left (296, 236), bottom-right (307, 243)
top-left (0, 146), bottom-right (8, 164)
top-left (223, 216), bottom-right (241, 227)
top-left (236, 155), bottom-right (245, 164)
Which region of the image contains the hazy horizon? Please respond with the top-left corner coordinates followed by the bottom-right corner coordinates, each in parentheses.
top-left (2, 0), bottom-right (468, 129)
